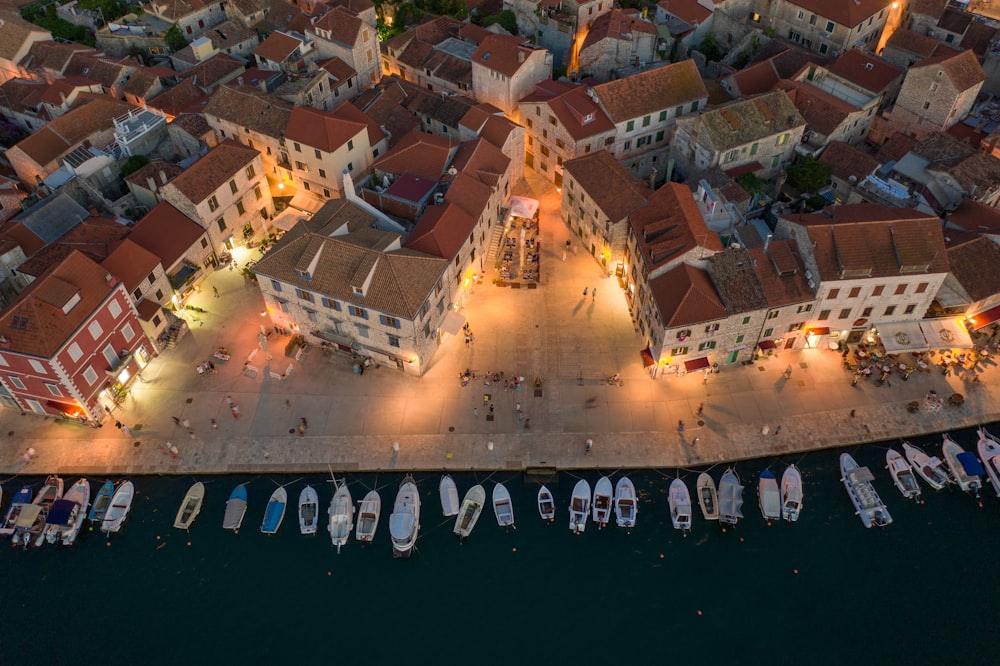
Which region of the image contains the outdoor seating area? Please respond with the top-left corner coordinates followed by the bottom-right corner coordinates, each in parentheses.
top-left (497, 209), bottom-right (540, 286)
top-left (842, 329), bottom-right (996, 386)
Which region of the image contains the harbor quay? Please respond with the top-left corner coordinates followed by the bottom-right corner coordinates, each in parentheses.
top-left (2, 173), bottom-right (998, 477)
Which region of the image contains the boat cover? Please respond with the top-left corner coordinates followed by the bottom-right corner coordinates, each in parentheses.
top-left (389, 514), bottom-right (414, 539)
top-left (46, 499), bottom-right (76, 527)
top-left (14, 504), bottom-right (41, 528)
top-left (852, 467), bottom-right (875, 483)
top-left (958, 451), bottom-right (986, 476)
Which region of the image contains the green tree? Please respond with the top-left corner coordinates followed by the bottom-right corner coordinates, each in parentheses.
top-left (119, 155), bottom-right (150, 179)
top-left (165, 23), bottom-right (188, 52)
top-left (786, 156), bottom-right (832, 193)
top-left (735, 172), bottom-right (763, 195)
top-left (699, 32), bottom-right (723, 62)
top-left (482, 9), bottom-right (517, 34)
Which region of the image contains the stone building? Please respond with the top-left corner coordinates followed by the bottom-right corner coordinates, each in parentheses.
top-left (577, 8), bottom-right (660, 82)
top-left (471, 34), bottom-right (552, 122)
top-left (766, 0), bottom-right (892, 57)
top-left (886, 48), bottom-right (985, 141)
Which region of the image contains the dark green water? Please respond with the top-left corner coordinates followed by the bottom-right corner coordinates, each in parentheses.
top-left (3, 426), bottom-right (999, 665)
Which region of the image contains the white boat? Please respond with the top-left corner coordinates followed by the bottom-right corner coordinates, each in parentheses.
top-left (12, 504), bottom-right (44, 547)
top-left (780, 466), bottom-right (803, 522)
top-left (569, 479), bottom-right (590, 534)
top-left (614, 476), bottom-right (637, 529)
top-left (355, 490), bottom-right (381, 542)
top-left (298, 486), bottom-right (319, 535)
top-left (17, 475), bottom-right (63, 547)
top-left (758, 470), bottom-right (781, 521)
top-left (841, 453), bottom-right (892, 528)
top-left (977, 427), bottom-right (1000, 498)
top-left (173, 482), bottom-right (205, 530)
top-left (718, 468), bottom-right (744, 526)
top-left (537, 485), bottom-right (555, 521)
top-left (941, 434), bottom-right (983, 498)
top-left (592, 476), bottom-right (613, 528)
top-left (696, 473), bottom-right (719, 521)
top-left (389, 475), bottom-right (420, 558)
top-left (101, 480), bottom-right (135, 535)
top-left (903, 441), bottom-right (952, 490)
top-left (222, 484), bottom-right (248, 530)
top-left (493, 483), bottom-right (515, 528)
top-left (439, 475), bottom-right (459, 517)
top-left (0, 485), bottom-right (32, 536)
top-left (454, 484), bottom-right (486, 538)
top-left (260, 487), bottom-right (287, 535)
top-left (328, 480), bottom-right (354, 553)
top-left (886, 449), bottom-right (921, 500)
top-left (45, 478), bottom-right (90, 546)
top-left (668, 478), bottom-right (692, 534)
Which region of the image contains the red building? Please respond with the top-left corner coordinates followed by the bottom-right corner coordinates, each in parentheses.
top-left (0, 250), bottom-right (151, 423)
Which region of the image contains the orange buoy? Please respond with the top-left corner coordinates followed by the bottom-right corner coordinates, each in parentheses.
top-left (187, 541), bottom-right (192, 546)
top-left (659, 553), bottom-right (664, 559)
top-left (697, 610), bottom-right (703, 616)
top-left (793, 569), bottom-right (799, 574)
top-left (327, 571), bottom-right (332, 576)
top-left (106, 542), bottom-right (111, 547)
top-left (512, 547), bottom-right (517, 552)
top-left (156, 535), bottom-right (161, 540)
top-left (739, 537), bottom-right (744, 542)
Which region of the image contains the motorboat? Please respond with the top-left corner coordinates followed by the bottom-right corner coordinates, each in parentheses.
top-left (222, 484), bottom-right (248, 530)
top-left (101, 480), bottom-right (135, 535)
top-left (886, 449), bottom-right (921, 500)
top-left (355, 490), bottom-right (381, 542)
top-left (260, 487), bottom-right (287, 535)
top-left (718, 468), bottom-right (744, 526)
top-left (439, 475), bottom-right (459, 517)
top-left (389, 475), bottom-right (420, 557)
top-left (941, 434), bottom-right (983, 498)
top-left (903, 442), bottom-right (952, 490)
top-left (569, 479), bottom-right (591, 534)
top-left (328, 480), bottom-right (354, 553)
top-left (668, 478), bottom-right (692, 534)
top-left (46, 478), bottom-right (90, 546)
top-left (840, 453), bottom-right (892, 528)
top-left (696, 473), bottom-right (719, 521)
top-left (454, 484), bottom-right (486, 538)
top-left (12, 505), bottom-right (44, 547)
top-left (298, 486), bottom-right (319, 535)
top-left (537, 485), bottom-right (555, 521)
top-left (592, 476), bottom-right (613, 528)
top-left (614, 476), bottom-right (637, 529)
top-left (17, 475), bottom-right (63, 547)
top-left (758, 470), bottom-right (781, 521)
top-left (493, 483), bottom-right (515, 528)
top-left (88, 481), bottom-right (115, 523)
top-left (0, 486), bottom-right (32, 536)
top-left (780, 466), bottom-right (803, 522)
top-left (173, 482), bottom-right (205, 530)
top-left (977, 427), bottom-right (1000, 498)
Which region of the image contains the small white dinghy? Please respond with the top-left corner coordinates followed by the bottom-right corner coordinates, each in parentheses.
top-left (298, 486), bottom-right (319, 535)
top-left (903, 441), bottom-right (952, 490)
top-left (537, 485), bottom-right (556, 521)
top-left (696, 472), bottom-right (719, 521)
top-left (758, 470), bottom-right (781, 521)
top-left (569, 479), bottom-right (590, 534)
top-left (668, 478), bottom-right (692, 534)
top-left (173, 482), bottom-right (205, 530)
top-left (493, 483), bottom-right (515, 528)
top-left (355, 490), bottom-right (381, 542)
top-left (614, 476), bottom-right (637, 529)
top-left (977, 427), bottom-right (1000, 498)
top-left (328, 480), bottom-right (354, 553)
top-left (101, 481), bottom-right (135, 535)
top-left (454, 484), bottom-right (486, 539)
top-left (718, 469), bottom-right (744, 526)
top-left (592, 476), bottom-right (613, 528)
top-left (439, 475), bottom-right (460, 517)
top-left (886, 448), bottom-right (921, 500)
top-left (941, 434), bottom-right (983, 498)
top-left (780, 465), bottom-right (803, 522)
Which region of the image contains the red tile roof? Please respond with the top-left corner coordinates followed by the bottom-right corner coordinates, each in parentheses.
top-left (827, 49), bottom-right (903, 95)
top-left (656, 0), bottom-right (711, 25)
top-left (886, 28), bottom-right (944, 58)
top-left (254, 31), bottom-right (302, 63)
top-left (100, 238), bottom-right (161, 291)
top-left (11, 96), bottom-right (132, 167)
top-left (819, 141), bottom-right (880, 182)
top-left (947, 198), bottom-right (1000, 234)
top-left (944, 232), bottom-right (1000, 302)
top-left (564, 151), bottom-right (651, 222)
top-left (373, 129), bottom-right (457, 179)
top-left (331, 101), bottom-right (387, 148)
top-left (631, 182), bottom-right (722, 272)
top-left (731, 59), bottom-right (779, 97)
top-left (649, 263), bottom-right (726, 329)
top-left (520, 80), bottom-right (614, 141)
top-left (471, 34), bottom-right (542, 77)
top-left (285, 105), bottom-right (367, 153)
top-left (786, 0), bottom-right (892, 28)
top-left (166, 140), bottom-right (259, 204)
top-left (592, 58), bottom-right (707, 123)
top-left (911, 48), bottom-right (986, 91)
top-left (405, 202), bottom-right (476, 259)
top-left (777, 79), bottom-right (858, 136)
top-left (127, 202), bottom-right (207, 268)
top-left (581, 8), bottom-right (658, 52)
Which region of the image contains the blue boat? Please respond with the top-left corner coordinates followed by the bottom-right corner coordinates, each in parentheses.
top-left (0, 486), bottom-right (33, 536)
top-left (223, 484), bottom-right (248, 530)
top-left (89, 481), bottom-right (116, 523)
top-left (260, 487), bottom-right (287, 535)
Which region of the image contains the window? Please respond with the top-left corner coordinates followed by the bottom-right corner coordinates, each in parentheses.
top-left (642, 115), bottom-right (651, 127)
top-left (763, 328), bottom-right (773, 338)
top-left (698, 341), bottom-right (716, 351)
top-left (788, 322), bottom-right (804, 332)
top-left (88, 321), bottom-right (103, 339)
top-left (797, 304), bottom-right (812, 313)
top-left (254, 185), bottom-right (262, 200)
top-left (776, 133), bottom-right (788, 146)
top-left (797, 9), bottom-right (804, 19)
top-left (347, 139), bottom-right (354, 151)
top-left (323, 189), bottom-right (330, 197)
top-left (8, 376), bottom-right (24, 389)
top-left (319, 168), bottom-right (326, 179)
top-left (819, 43), bottom-right (829, 55)
top-left (108, 300), bottom-right (122, 318)
top-left (556, 139), bottom-right (565, 149)
top-left (872, 285), bottom-right (884, 296)
top-left (347, 162), bottom-right (353, 171)
top-left (659, 111), bottom-right (667, 121)
top-left (605, 137), bottom-right (614, 146)
top-left (839, 308), bottom-right (852, 320)
top-left (725, 150), bottom-right (738, 162)
top-left (884, 305), bottom-right (896, 316)
top-left (245, 165), bottom-right (255, 179)
top-left (736, 335), bottom-right (745, 343)
top-left (293, 142), bottom-right (301, 152)
top-left (930, 83), bottom-right (938, 93)
top-left (295, 289), bottom-right (314, 303)
top-left (862, 307), bottom-right (873, 317)
top-left (236, 201), bottom-right (246, 216)
top-left (848, 287), bottom-right (861, 298)
top-left (132, 287), bottom-right (142, 300)
top-left (915, 282), bottom-right (928, 294)
top-left (67, 343), bottom-right (83, 362)
top-left (771, 155), bottom-right (780, 169)
top-left (923, 102), bottom-right (931, 110)
top-left (348, 305), bottom-right (368, 319)
top-left (904, 304), bottom-right (916, 314)
top-left (295, 161), bottom-right (307, 171)
top-left (670, 346), bottom-right (688, 356)
top-left (321, 297), bottom-right (341, 310)
top-left (270, 280), bottom-right (282, 292)
top-left (767, 310), bottom-right (779, 320)
top-left (388, 334), bottom-right (400, 348)
top-left (305, 310), bottom-right (318, 323)
top-left (217, 217), bottom-right (227, 232)
top-left (655, 130), bottom-right (664, 142)
top-left (675, 105), bottom-right (683, 117)
top-left (827, 288), bottom-right (840, 299)
top-left (102, 344), bottom-right (119, 368)
top-left (29, 359), bottom-right (45, 373)
top-left (894, 284), bottom-right (907, 295)
top-left (626, 120), bottom-right (634, 132)
top-left (356, 324), bottom-right (369, 338)
top-left (208, 196), bottom-right (219, 211)
top-left (818, 310), bottom-right (830, 320)
top-left (45, 383), bottom-right (61, 397)
top-left (548, 115), bottom-right (557, 126)
top-left (229, 179), bottom-right (238, 194)
top-left (825, 20), bottom-right (835, 32)
top-left (303, 182), bottom-right (311, 191)
top-left (540, 145), bottom-right (550, 157)
top-left (691, 101), bottom-right (699, 112)
top-left (315, 149), bottom-right (322, 159)
top-left (379, 315), bottom-right (401, 329)
top-left (742, 316), bottom-right (751, 325)
top-left (201, 238), bottom-right (208, 248)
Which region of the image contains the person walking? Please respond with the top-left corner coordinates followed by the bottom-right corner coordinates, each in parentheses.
top-left (473, 407), bottom-right (478, 418)
top-left (678, 420), bottom-right (685, 434)
top-left (697, 403), bottom-right (704, 416)
top-left (212, 286), bottom-right (219, 298)
top-left (585, 438), bottom-right (592, 455)
top-left (583, 287), bottom-right (588, 297)
top-left (592, 287), bottom-right (597, 301)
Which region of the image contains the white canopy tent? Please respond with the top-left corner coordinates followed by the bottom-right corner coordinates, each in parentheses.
top-left (876, 320), bottom-right (929, 353)
top-left (508, 196), bottom-right (538, 219)
top-left (919, 318), bottom-right (974, 350)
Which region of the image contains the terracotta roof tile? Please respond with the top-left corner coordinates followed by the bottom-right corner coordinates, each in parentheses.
top-left (750, 241), bottom-right (815, 308)
top-left (373, 129), bottom-right (457, 179)
top-left (886, 28), bottom-right (943, 58)
top-left (564, 151), bottom-right (651, 222)
top-left (911, 48), bottom-right (985, 91)
top-left (520, 80), bottom-right (614, 141)
top-left (0, 9), bottom-right (48, 62)
top-left (128, 202), bottom-right (207, 268)
top-left (449, 137), bottom-right (509, 187)
top-left (875, 132), bottom-right (917, 163)
top-left (827, 49), bottom-right (903, 95)
top-left (285, 105), bottom-right (367, 152)
top-left (631, 182), bottom-right (722, 272)
top-left (100, 238), bottom-right (161, 291)
top-left (15, 216), bottom-right (126, 279)
top-left (18, 41), bottom-right (95, 75)
top-left (253, 30), bottom-right (302, 62)
top-left (945, 232), bottom-right (1000, 302)
top-left (311, 6), bottom-right (363, 47)
top-left (166, 140), bottom-right (259, 204)
top-left (592, 59), bottom-right (706, 123)
top-left (819, 141), bottom-right (880, 182)
top-left (471, 34), bottom-right (541, 77)
top-left (203, 84), bottom-right (293, 138)
top-left (331, 101), bottom-right (387, 146)
top-left (581, 8), bottom-right (658, 52)
top-left (731, 59), bottom-right (779, 97)
top-left (649, 263), bottom-right (726, 328)
top-left (405, 202), bottom-right (476, 259)
top-left (148, 78), bottom-right (210, 116)
top-left (947, 198), bottom-right (1000, 234)
top-left (777, 79), bottom-right (857, 136)
top-left (11, 97), bottom-right (132, 167)
top-left (656, 0), bottom-right (711, 25)
top-left (125, 159), bottom-right (185, 190)
top-left (179, 53), bottom-right (246, 89)
top-left (784, 0), bottom-right (891, 28)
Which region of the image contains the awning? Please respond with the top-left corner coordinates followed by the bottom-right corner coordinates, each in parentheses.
top-left (805, 327), bottom-right (830, 336)
top-left (289, 191), bottom-right (324, 214)
top-left (440, 310), bottom-right (466, 336)
top-left (758, 340), bottom-right (776, 350)
top-left (919, 318), bottom-right (973, 350)
top-left (507, 196), bottom-right (539, 219)
top-left (958, 451), bottom-right (986, 477)
top-left (724, 161), bottom-right (763, 178)
top-left (876, 320), bottom-right (928, 353)
top-left (640, 348), bottom-right (655, 367)
top-left (683, 356), bottom-right (711, 372)
top-left (970, 303), bottom-right (1000, 330)
top-left (271, 208), bottom-right (305, 231)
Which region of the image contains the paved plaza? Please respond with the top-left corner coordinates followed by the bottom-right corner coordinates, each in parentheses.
top-left (2, 171), bottom-right (998, 476)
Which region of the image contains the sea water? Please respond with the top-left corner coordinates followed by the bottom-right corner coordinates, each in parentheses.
top-left (2, 425), bottom-right (999, 665)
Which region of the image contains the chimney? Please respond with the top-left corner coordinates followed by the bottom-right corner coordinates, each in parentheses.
top-left (159, 170), bottom-right (167, 185)
top-left (146, 176), bottom-right (156, 190)
top-left (649, 166), bottom-right (657, 190)
top-left (237, 76), bottom-right (244, 86)
top-left (517, 50), bottom-right (525, 64)
top-left (765, 233), bottom-right (772, 251)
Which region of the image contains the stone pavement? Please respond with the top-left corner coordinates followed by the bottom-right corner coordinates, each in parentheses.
top-left (2, 171), bottom-right (998, 476)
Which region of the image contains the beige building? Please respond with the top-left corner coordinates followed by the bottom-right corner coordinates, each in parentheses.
top-left (887, 48), bottom-right (985, 140)
top-left (767, 0), bottom-right (892, 57)
top-left (307, 6), bottom-right (381, 90)
top-left (471, 34), bottom-right (552, 121)
top-left (578, 8), bottom-right (660, 81)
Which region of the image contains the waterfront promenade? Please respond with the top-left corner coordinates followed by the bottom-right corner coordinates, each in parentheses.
top-left (2, 172), bottom-right (998, 476)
